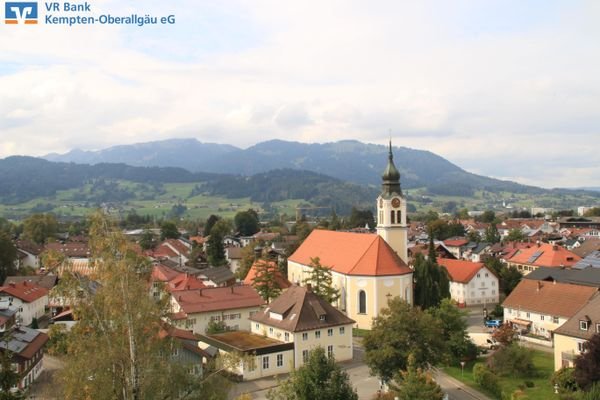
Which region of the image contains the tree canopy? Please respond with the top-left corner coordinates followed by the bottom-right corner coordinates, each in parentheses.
top-left (206, 219), bottom-right (231, 266)
top-left (413, 240), bottom-right (450, 310)
top-left (22, 213), bottom-right (58, 244)
top-left (0, 232), bottom-right (17, 283)
top-left (303, 257), bottom-right (340, 304)
top-left (389, 354), bottom-right (444, 400)
top-left (234, 209), bottom-right (260, 236)
top-left (574, 333), bottom-right (600, 391)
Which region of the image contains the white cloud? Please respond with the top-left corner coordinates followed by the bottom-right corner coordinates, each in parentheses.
top-left (0, 0), bottom-right (599, 188)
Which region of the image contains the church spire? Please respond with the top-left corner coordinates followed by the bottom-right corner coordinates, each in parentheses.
top-left (381, 140), bottom-right (401, 197)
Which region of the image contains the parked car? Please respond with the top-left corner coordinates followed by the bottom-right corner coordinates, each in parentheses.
top-left (484, 319), bottom-right (503, 328)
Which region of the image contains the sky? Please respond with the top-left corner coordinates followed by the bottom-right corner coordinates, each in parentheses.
top-left (1, 0), bottom-right (599, 188)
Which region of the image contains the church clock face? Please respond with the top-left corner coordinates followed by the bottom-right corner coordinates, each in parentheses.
top-left (391, 198), bottom-right (401, 208)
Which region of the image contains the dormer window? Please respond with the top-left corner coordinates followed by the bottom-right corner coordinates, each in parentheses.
top-left (580, 320), bottom-right (589, 331)
top-left (319, 314), bottom-right (326, 322)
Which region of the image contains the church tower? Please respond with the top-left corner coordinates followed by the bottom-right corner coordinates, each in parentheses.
top-left (376, 141), bottom-right (408, 263)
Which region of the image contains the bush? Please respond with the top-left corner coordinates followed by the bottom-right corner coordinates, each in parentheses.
top-left (47, 324), bottom-right (69, 355)
top-left (489, 343), bottom-right (536, 377)
top-left (551, 368), bottom-right (578, 393)
top-left (524, 380), bottom-right (534, 388)
top-left (473, 362), bottom-right (502, 397)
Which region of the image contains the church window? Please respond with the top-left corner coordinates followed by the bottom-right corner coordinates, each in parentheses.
top-left (391, 211), bottom-right (395, 224)
top-left (397, 210), bottom-right (401, 224)
top-left (358, 290), bottom-right (367, 314)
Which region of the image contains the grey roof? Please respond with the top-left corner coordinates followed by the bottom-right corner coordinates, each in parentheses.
top-left (554, 293), bottom-right (600, 340)
top-left (524, 266), bottom-right (600, 287)
top-left (0, 327), bottom-right (41, 354)
top-left (199, 266), bottom-right (234, 284)
top-left (472, 242), bottom-right (490, 254)
top-left (573, 251), bottom-right (600, 269)
top-left (4, 275), bottom-right (58, 290)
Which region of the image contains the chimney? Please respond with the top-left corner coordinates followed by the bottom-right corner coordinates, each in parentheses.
top-left (552, 244), bottom-right (558, 251)
top-left (254, 246), bottom-right (263, 261)
top-left (198, 288), bottom-right (203, 296)
top-left (537, 281), bottom-right (542, 292)
top-left (9, 282), bottom-right (15, 288)
top-left (230, 286), bottom-right (234, 294)
top-left (23, 281), bottom-right (27, 287)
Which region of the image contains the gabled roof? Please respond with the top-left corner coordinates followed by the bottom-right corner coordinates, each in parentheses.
top-left (0, 281), bottom-right (48, 303)
top-left (151, 264), bottom-right (180, 282)
top-left (15, 240), bottom-right (44, 256)
top-left (508, 243), bottom-right (581, 268)
top-left (443, 238), bottom-right (469, 247)
top-left (524, 266), bottom-right (600, 287)
top-left (199, 266), bottom-right (235, 285)
top-left (173, 285), bottom-right (265, 314)
top-left (554, 294), bottom-right (600, 340)
top-left (289, 230), bottom-right (411, 276)
top-left (502, 280), bottom-right (597, 318)
top-left (0, 327), bottom-right (48, 359)
top-left (4, 275), bottom-right (57, 290)
top-left (244, 260), bottom-right (291, 289)
top-left (45, 242), bottom-right (90, 258)
top-left (572, 239), bottom-right (600, 259)
top-left (167, 273), bottom-right (206, 292)
top-left (437, 259), bottom-right (490, 284)
top-left (573, 250), bottom-right (600, 270)
top-left (250, 285), bottom-right (355, 332)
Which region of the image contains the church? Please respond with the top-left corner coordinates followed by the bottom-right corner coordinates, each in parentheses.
top-left (287, 143), bottom-right (413, 329)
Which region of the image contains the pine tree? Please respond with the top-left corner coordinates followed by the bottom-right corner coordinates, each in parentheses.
top-left (413, 238), bottom-right (449, 310)
top-left (303, 257), bottom-right (340, 304)
top-left (390, 354), bottom-right (444, 400)
top-left (484, 223), bottom-right (501, 244)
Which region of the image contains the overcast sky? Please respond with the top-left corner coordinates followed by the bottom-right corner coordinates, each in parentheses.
top-left (1, 0), bottom-right (599, 188)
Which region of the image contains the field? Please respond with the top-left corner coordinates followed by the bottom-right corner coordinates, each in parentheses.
top-left (443, 350), bottom-right (555, 400)
top-left (0, 180), bottom-right (305, 221)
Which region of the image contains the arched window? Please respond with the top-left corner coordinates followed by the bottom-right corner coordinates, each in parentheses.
top-left (397, 210), bottom-right (402, 224)
top-left (358, 290), bottom-right (367, 314)
top-left (390, 211), bottom-right (395, 224)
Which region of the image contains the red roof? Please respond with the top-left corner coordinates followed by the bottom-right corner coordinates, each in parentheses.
top-left (244, 260), bottom-right (291, 289)
top-left (0, 281), bottom-right (48, 303)
top-left (45, 242), bottom-right (90, 258)
top-left (443, 238), bottom-right (469, 247)
top-left (437, 259), bottom-right (489, 284)
top-left (151, 264), bottom-right (180, 282)
top-left (289, 230), bottom-right (412, 276)
top-left (508, 243), bottom-right (581, 268)
top-left (167, 273), bottom-right (206, 292)
top-left (173, 285), bottom-right (265, 314)
top-left (164, 239), bottom-right (190, 257)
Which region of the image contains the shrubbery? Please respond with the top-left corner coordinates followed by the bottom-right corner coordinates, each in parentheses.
top-left (488, 343), bottom-right (536, 377)
top-left (473, 362), bottom-right (502, 397)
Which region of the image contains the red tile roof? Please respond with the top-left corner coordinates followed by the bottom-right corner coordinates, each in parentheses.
top-left (443, 238), bottom-right (469, 247)
top-left (167, 273), bottom-right (206, 292)
top-left (0, 281), bottom-right (48, 303)
top-left (508, 243), bottom-right (581, 268)
top-left (289, 230), bottom-right (412, 276)
top-left (502, 280), bottom-right (598, 318)
top-left (244, 260), bottom-right (291, 289)
top-left (45, 242), bottom-right (90, 258)
top-left (173, 285), bottom-right (265, 314)
top-left (164, 239), bottom-right (190, 257)
top-left (151, 264), bottom-right (180, 282)
top-left (437, 259), bottom-right (490, 283)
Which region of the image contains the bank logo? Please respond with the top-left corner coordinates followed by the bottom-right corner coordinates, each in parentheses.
top-left (5, 2), bottom-right (38, 24)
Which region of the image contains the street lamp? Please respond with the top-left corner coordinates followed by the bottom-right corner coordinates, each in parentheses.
top-left (460, 361), bottom-right (466, 377)
top-left (554, 383), bottom-right (559, 394)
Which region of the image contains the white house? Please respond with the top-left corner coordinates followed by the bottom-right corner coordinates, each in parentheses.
top-left (0, 281), bottom-right (49, 326)
top-left (437, 258), bottom-right (499, 307)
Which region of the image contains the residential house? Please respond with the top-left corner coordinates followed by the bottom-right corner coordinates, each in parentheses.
top-left (502, 280), bottom-right (598, 345)
top-left (4, 275), bottom-right (58, 290)
top-left (159, 324), bottom-right (208, 377)
top-left (0, 325), bottom-right (48, 390)
top-left (14, 240), bottom-right (44, 269)
top-left (0, 281), bottom-right (49, 326)
top-left (525, 266), bottom-right (600, 288)
top-left (573, 250), bottom-right (600, 270)
top-left (170, 285), bottom-right (265, 334)
top-left (198, 266), bottom-right (236, 287)
top-left (438, 258), bottom-right (499, 307)
top-left (553, 294), bottom-right (600, 370)
top-left (443, 238), bottom-right (470, 259)
top-left (407, 242), bottom-right (456, 264)
top-left (226, 247), bottom-right (243, 275)
top-left (506, 243), bottom-right (581, 275)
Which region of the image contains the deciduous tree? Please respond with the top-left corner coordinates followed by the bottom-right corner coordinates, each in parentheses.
top-left (252, 260), bottom-right (282, 303)
top-left (574, 333), bottom-right (600, 391)
top-left (0, 232), bottom-right (17, 282)
top-left (234, 209), bottom-right (260, 236)
top-left (22, 213), bottom-right (58, 244)
top-left (206, 219), bottom-right (231, 266)
top-left (160, 221), bottom-right (180, 240)
top-left (389, 354), bottom-right (444, 400)
top-left (267, 347), bottom-right (358, 400)
top-left (363, 298), bottom-right (445, 383)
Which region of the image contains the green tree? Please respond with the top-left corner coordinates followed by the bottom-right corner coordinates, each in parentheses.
top-left (139, 229), bottom-right (157, 250)
top-left (467, 230), bottom-right (482, 243)
top-left (583, 208), bottom-right (600, 217)
top-left (506, 228), bottom-right (526, 242)
top-left (348, 207), bottom-right (375, 229)
top-left (267, 347), bottom-right (358, 400)
top-left (389, 354), bottom-right (444, 400)
top-left (489, 343), bottom-right (536, 377)
top-left (203, 215), bottom-right (221, 236)
top-left (57, 212), bottom-right (227, 400)
top-left (479, 210), bottom-right (496, 224)
top-left (234, 209), bottom-right (260, 236)
top-left (0, 348), bottom-right (25, 400)
top-left (330, 208), bottom-right (341, 231)
top-left (206, 219), bottom-right (231, 266)
top-left (484, 223), bottom-right (501, 244)
top-left (22, 213), bottom-right (58, 244)
top-left (574, 333), bottom-right (600, 391)
top-left (427, 299), bottom-right (476, 363)
top-left (413, 241), bottom-right (450, 310)
top-left (303, 257), bottom-right (340, 304)
top-left (363, 298), bottom-right (445, 383)
top-left (0, 232), bottom-right (17, 283)
top-left (455, 208), bottom-right (470, 220)
top-left (235, 243), bottom-right (257, 280)
top-left (160, 221), bottom-right (180, 240)
top-left (252, 260), bottom-right (282, 303)
top-left (499, 265), bottom-right (522, 296)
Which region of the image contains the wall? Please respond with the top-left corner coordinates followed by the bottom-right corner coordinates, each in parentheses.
top-left (553, 333), bottom-right (584, 371)
top-left (170, 298), bottom-right (262, 334)
top-left (504, 307), bottom-right (567, 339)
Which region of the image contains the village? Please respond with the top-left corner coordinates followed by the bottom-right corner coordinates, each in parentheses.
top-left (0, 147), bottom-right (599, 399)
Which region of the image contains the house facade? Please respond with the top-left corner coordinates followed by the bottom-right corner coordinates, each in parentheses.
top-left (0, 281), bottom-right (48, 326)
top-left (553, 294), bottom-right (600, 370)
top-left (437, 259), bottom-right (499, 307)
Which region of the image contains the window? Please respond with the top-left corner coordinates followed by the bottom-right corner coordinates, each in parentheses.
top-left (262, 356), bottom-right (269, 369)
top-left (391, 211), bottom-right (395, 224)
top-left (302, 350), bottom-right (309, 363)
top-left (596, 324), bottom-right (600, 334)
top-left (327, 345), bottom-right (334, 358)
top-left (580, 320), bottom-right (589, 331)
top-left (577, 342), bottom-right (584, 353)
top-left (284, 332), bottom-right (289, 342)
top-left (358, 290), bottom-right (367, 314)
top-left (526, 312), bottom-right (530, 319)
top-left (255, 323), bottom-right (260, 330)
top-left (319, 314), bottom-right (326, 321)
top-left (269, 327), bottom-right (274, 334)
top-left (277, 354), bottom-right (283, 367)
top-left (553, 316), bottom-right (559, 324)
top-left (492, 290), bottom-right (496, 295)
top-left (477, 273), bottom-right (480, 278)
top-left (302, 333), bottom-right (308, 341)
top-left (492, 281), bottom-right (496, 286)
top-left (315, 330), bottom-right (321, 339)
top-left (328, 328), bottom-right (333, 337)
top-left (339, 327), bottom-right (345, 335)
top-left (485, 273), bottom-right (489, 278)
top-left (540, 315), bottom-right (545, 321)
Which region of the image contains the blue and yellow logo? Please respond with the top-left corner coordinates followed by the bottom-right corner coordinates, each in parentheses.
top-left (5, 2), bottom-right (38, 24)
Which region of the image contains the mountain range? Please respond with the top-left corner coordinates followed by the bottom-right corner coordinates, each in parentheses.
top-left (44, 138), bottom-right (543, 196)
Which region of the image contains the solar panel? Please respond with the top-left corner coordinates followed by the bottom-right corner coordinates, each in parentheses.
top-left (527, 251), bottom-right (543, 264)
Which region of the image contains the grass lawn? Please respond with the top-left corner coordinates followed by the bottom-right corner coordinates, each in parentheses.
top-left (352, 328), bottom-right (370, 338)
top-left (443, 349), bottom-right (555, 400)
